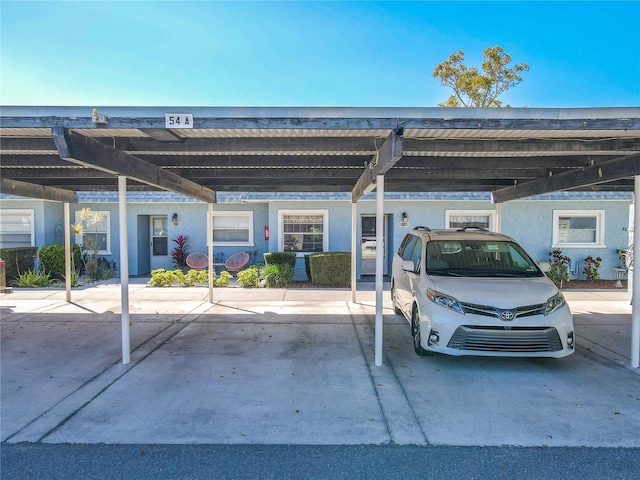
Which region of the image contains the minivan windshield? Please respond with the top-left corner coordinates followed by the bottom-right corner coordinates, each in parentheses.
top-left (426, 240), bottom-right (544, 278)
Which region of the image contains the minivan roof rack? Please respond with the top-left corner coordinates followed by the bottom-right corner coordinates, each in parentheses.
top-left (456, 226), bottom-right (489, 232)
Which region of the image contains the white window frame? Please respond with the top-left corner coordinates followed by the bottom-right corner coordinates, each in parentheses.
top-left (0, 209), bottom-right (35, 248)
top-left (552, 210), bottom-right (605, 248)
top-left (212, 211), bottom-right (254, 247)
top-left (278, 209), bottom-right (329, 256)
top-left (445, 210), bottom-right (497, 231)
top-left (74, 210), bottom-right (111, 255)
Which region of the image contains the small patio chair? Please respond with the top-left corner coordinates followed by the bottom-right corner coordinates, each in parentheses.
top-left (224, 252), bottom-right (250, 274)
top-left (185, 252), bottom-right (209, 270)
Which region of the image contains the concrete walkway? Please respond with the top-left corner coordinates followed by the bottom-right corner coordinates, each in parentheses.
top-left (1, 281), bottom-right (638, 447)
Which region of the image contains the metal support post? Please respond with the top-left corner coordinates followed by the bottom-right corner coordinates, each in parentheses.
top-left (351, 201), bottom-right (357, 303)
top-left (208, 202), bottom-right (214, 303)
top-left (118, 176), bottom-right (130, 365)
top-left (375, 174), bottom-right (384, 367)
top-left (632, 176), bottom-right (639, 368)
top-left (64, 202), bottom-right (71, 302)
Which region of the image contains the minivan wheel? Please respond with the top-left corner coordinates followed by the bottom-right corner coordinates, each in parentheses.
top-left (411, 308), bottom-right (430, 356)
top-left (391, 282), bottom-right (402, 315)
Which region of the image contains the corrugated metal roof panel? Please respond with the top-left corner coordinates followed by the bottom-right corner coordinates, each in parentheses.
top-left (177, 128), bottom-right (391, 138)
top-left (0, 128), bottom-right (52, 137)
top-left (404, 129), bottom-right (640, 139)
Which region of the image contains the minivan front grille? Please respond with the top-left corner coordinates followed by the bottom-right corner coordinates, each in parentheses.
top-left (447, 326), bottom-right (563, 352)
top-left (460, 302), bottom-right (546, 319)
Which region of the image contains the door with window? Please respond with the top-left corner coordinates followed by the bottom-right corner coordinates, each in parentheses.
top-left (361, 215), bottom-right (388, 275)
top-left (150, 216), bottom-right (168, 270)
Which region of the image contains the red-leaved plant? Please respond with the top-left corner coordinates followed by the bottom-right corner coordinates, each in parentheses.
top-left (170, 235), bottom-right (190, 270)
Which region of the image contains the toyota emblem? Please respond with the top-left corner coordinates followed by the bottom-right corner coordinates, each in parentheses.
top-left (500, 310), bottom-right (515, 321)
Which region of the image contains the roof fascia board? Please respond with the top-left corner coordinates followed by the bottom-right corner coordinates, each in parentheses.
top-left (491, 153), bottom-right (640, 203)
top-left (2, 105), bottom-right (640, 119)
top-left (51, 127), bottom-right (215, 203)
top-left (2, 106), bottom-right (639, 129)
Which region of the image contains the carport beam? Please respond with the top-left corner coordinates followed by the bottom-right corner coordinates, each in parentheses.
top-left (118, 176), bottom-right (131, 365)
top-left (632, 176), bottom-right (639, 368)
top-left (375, 174), bottom-right (384, 367)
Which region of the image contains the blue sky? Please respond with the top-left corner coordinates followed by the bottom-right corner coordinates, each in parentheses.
top-left (1, 0), bottom-right (639, 107)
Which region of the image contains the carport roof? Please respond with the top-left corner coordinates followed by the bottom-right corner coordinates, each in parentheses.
top-left (1, 106), bottom-right (639, 204)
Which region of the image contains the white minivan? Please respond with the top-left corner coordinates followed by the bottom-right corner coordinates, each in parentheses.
top-left (391, 227), bottom-right (574, 358)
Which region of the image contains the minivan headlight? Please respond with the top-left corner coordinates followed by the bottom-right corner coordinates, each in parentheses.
top-left (427, 288), bottom-right (464, 314)
top-left (544, 292), bottom-right (566, 316)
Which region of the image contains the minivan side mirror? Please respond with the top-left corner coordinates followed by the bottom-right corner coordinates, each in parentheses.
top-left (538, 261), bottom-right (551, 273)
top-left (402, 260), bottom-right (416, 272)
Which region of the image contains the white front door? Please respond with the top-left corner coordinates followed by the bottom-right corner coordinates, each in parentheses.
top-left (150, 216), bottom-right (168, 270)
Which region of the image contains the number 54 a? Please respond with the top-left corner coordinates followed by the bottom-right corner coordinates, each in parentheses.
top-left (165, 114), bottom-right (193, 128)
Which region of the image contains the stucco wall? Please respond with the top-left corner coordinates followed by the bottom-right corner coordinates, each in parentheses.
top-left (1, 193), bottom-right (633, 280)
top-left (502, 199), bottom-right (631, 279)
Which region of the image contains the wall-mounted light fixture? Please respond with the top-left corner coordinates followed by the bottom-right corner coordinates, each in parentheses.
top-left (401, 212), bottom-right (409, 226)
top-left (172, 213), bottom-right (178, 223)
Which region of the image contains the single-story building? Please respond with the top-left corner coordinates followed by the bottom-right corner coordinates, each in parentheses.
top-left (1, 190), bottom-right (633, 282)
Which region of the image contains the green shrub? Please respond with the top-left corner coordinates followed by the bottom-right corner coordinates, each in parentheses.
top-left (0, 247), bottom-right (37, 284)
top-left (547, 263), bottom-right (569, 287)
top-left (262, 263), bottom-right (294, 288)
top-left (263, 252), bottom-right (297, 268)
top-left (14, 269), bottom-right (51, 287)
top-left (181, 269), bottom-right (208, 287)
top-left (216, 270), bottom-right (232, 287)
top-left (583, 255), bottom-right (602, 281)
top-left (148, 268), bottom-right (182, 287)
top-left (148, 268), bottom-right (234, 288)
top-left (38, 244), bottom-right (82, 280)
top-left (237, 266), bottom-right (260, 288)
top-left (308, 252), bottom-right (351, 287)
top-left (547, 249), bottom-right (571, 286)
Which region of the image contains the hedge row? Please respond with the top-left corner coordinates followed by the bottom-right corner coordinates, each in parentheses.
top-left (0, 247), bottom-right (38, 284)
top-left (263, 252), bottom-right (296, 268)
top-left (307, 252), bottom-right (350, 286)
top-left (38, 244), bottom-right (82, 280)
top-left (264, 251), bottom-right (350, 287)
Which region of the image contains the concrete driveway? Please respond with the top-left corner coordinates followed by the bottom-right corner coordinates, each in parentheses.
top-left (1, 281), bottom-right (638, 447)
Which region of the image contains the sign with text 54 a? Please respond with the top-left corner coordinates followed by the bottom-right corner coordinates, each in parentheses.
top-left (165, 114), bottom-right (193, 128)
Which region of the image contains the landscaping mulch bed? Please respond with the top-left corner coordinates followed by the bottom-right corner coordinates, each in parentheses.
top-left (560, 280), bottom-right (627, 290)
